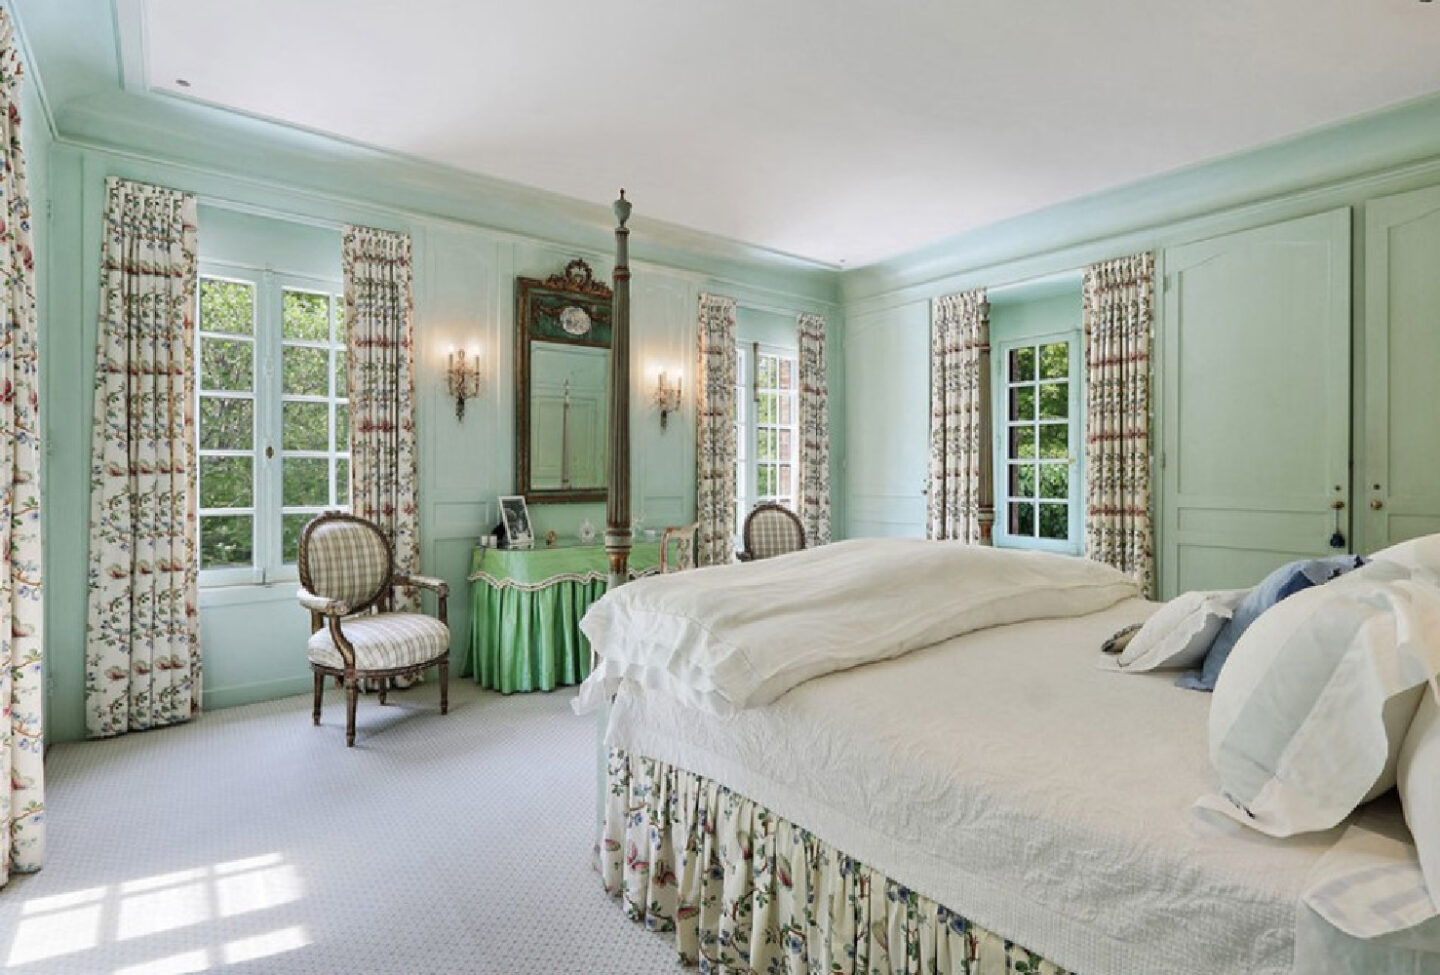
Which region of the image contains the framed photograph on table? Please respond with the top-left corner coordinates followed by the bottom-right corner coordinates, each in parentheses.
top-left (499, 495), bottom-right (534, 548)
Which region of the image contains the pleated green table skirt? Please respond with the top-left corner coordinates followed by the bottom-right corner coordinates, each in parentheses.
top-left (468, 577), bottom-right (606, 692)
top-left (464, 541), bottom-right (662, 693)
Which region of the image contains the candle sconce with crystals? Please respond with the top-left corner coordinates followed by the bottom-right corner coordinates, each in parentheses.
top-left (653, 371), bottom-right (683, 430)
top-left (447, 347), bottom-right (483, 421)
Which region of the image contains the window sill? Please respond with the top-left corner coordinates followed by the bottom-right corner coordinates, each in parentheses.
top-left (199, 581), bottom-right (301, 608)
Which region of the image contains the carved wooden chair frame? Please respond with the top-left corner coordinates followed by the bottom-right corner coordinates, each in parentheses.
top-left (297, 511), bottom-right (451, 746)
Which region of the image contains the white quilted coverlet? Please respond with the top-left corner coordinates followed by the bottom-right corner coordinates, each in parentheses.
top-left (605, 598), bottom-right (1345, 975)
top-left (579, 538), bottom-right (1139, 715)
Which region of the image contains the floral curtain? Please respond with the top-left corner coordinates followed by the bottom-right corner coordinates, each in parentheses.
top-left (797, 313), bottom-right (831, 546)
top-left (602, 749), bottom-right (1068, 974)
top-left (85, 178), bottom-right (201, 738)
top-left (342, 226), bottom-right (419, 610)
top-left (926, 289), bottom-right (989, 543)
top-left (1084, 253), bottom-right (1155, 596)
top-left (696, 293), bottom-right (737, 566)
top-left (0, 10), bottom-right (44, 887)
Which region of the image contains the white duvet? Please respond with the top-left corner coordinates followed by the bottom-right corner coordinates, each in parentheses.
top-left (574, 537), bottom-right (1139, 715)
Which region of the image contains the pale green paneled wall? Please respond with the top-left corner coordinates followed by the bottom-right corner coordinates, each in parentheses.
top-left (840, 101), bottom-right (1440, 592)
top-left (39, 142), bottom-right (841, 743)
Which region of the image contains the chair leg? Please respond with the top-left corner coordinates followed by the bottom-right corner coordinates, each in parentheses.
top-left (345, 680), bottom-right (359, 747)
top-left (312, 671), bottom-right (324, 726)
top-left (439, 659), bottom-right (449, 715)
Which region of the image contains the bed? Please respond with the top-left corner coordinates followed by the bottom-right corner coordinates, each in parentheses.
top-left (589, 197), bottom-right (1439, 974)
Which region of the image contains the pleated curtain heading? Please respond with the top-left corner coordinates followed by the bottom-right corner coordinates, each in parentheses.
top-left (85, 177), bottom-right (202, 739)
top-left (927, 289), bottom-right (990, 543)
top-left (796, 312), bottom-right (831, 547)
top-left (341, 225), bottom-right (420, 609)
top-left (695, 293), bottom-right (738, 566)
top-left (1083, 252), bottom-right (1156, 596)
top-left (0, 6), bottom-right (45, 887)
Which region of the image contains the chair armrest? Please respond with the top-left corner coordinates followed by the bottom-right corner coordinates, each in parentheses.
top-left (298, 588), bottom-right (351, 617)
top-left (393, 574), bottom-right (449, 599)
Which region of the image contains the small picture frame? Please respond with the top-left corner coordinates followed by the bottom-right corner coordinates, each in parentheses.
top-left (498, 495), bottom-right (533, 548)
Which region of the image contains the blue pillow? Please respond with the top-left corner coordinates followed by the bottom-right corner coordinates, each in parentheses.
top-left (1175, 554), bottom-right (1366, 692)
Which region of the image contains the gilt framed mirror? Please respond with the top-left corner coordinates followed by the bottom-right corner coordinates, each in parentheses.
top-left (514, 258), bottom-right (613, 503)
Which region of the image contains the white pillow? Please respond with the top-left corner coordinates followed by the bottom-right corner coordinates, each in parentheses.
top-left (1398, 685), bottom-right (1440, 906)
top-left (1372, 532), bottom-right (1440, 573)
top-left (1206, 561), bottom-right (1440, 837)
top-left (1117, 588), bottom-right (1247, 671)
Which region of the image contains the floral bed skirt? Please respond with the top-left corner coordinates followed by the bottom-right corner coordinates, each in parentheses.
top-left (600, 748), bottom-right (1069, 975)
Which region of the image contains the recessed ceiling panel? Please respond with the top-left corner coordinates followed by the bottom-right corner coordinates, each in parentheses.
top-left (144, 0), bottom-right (1440, 266)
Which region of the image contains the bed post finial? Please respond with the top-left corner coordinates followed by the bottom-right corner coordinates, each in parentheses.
top-left (605, 190), bottom-right (633, 591)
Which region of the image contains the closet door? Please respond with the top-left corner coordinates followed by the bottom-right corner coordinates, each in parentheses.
top-left (1362, 185), bottom-right (1440, 551)
top-left (844, 300), bottom-right (930, 537)
top-left (1160, 209), bottom-right (1351, 596)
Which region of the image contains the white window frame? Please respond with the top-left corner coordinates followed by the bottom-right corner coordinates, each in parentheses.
top-left (197, 261), bottom-right (347, 588)
top-left (992, 329), bottom-right (1084, 555)
top-left (733, 340), bottom-right (799, 548)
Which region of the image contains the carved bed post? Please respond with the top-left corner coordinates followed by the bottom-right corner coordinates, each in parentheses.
top-left (976, 312), bottom-right (995, 545)
top-left (605, 191), bottom-right (633, 590)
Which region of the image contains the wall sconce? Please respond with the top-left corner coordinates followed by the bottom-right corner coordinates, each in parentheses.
top-left (653, 371), bottom-right (683, 429)
top-left (447, 347), bottom-right (483, 421)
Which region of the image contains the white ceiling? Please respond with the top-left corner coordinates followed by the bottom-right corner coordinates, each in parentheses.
top-left (142, 0), bottom-right (1440, 268)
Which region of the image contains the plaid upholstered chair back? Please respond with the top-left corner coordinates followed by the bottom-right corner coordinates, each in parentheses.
top-left (742, 504), bottom-right (806, 561)
top-left (299, 513), bottom-right (393, 612)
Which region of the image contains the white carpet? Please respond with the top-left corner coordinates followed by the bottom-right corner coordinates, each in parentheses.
top-left (2, 683), bottom-right (679, 974)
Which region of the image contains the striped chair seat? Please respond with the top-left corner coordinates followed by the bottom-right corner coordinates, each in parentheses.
top-left (308, 613), bottom-right (450, 671)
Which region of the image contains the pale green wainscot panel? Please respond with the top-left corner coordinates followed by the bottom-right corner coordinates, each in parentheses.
top-left (843, 299), bottom-right (930, 538)
top-left (1159, 208), bottom-right (1351, 597)
top-left (1361, 183), bottom-right (1440, 555)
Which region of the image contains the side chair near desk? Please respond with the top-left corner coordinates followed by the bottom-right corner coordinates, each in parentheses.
top-left (297, 512), bottom-right (452, 746)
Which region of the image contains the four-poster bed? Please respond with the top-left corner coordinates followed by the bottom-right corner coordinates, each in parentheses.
top-left (588, 194), bottom-right (1434, 974)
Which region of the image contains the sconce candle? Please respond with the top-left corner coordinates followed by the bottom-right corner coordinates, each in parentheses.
top-left (447, 347), bottom-right (483, 421)
top-left (653, 370), bottom-right (683, 429)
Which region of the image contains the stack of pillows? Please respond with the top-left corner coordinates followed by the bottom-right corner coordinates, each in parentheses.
top-left (1112, 534), bottom-right (1440, 923)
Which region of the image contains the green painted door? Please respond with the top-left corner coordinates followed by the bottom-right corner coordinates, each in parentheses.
top-left (1362, 185), bottom-right (1440, 552)
top-left (1159, 208), bottom-right (1352, 596)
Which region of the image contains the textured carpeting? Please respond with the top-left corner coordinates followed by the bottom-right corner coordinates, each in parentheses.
top-left (2, 682), bottom-right (679, 974)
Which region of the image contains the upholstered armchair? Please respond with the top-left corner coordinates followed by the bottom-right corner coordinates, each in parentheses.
top-left (739, 503), bottom-right (806, 561)
top-left (659, 522), bottom-right (699, 573)
top-left (297, 511), bottom-right (451, 746)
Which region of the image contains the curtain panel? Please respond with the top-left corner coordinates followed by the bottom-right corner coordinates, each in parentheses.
top-left (0, 9), bottom-right (44, 887)
top-left (1083, 253), bottom-right (1155, 596)
top-left (602, 749), bottom-right (1068, 974)
top-left (695, 293), bottom-right (737, 567)
top-left (926, 289), bottom-right (989, 543)
top-left (796, 313), bottom-right (831, 546)
top-left (342, 226), bottom-right (419, 610)
top-left (85, 178), bottom-right (201, 738)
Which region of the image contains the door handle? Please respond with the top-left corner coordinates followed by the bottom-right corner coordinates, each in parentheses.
top-left (1371, 498), bottom-right (1384, 511)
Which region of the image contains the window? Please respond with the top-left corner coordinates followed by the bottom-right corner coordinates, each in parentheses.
top-left (995, 335), bottom-right (1082, 553)
top-left (197, 265), bottom-right (348, 585)
top-left (734, 342), bottom-right (798, 544)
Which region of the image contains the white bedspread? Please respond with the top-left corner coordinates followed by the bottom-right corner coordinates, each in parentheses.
top-left (604, 598), bottom-right (1347, 975)
top-left (578, 538), bottom-right (1138, 715)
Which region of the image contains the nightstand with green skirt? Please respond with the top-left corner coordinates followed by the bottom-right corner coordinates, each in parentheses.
top-left (464, 541), bottom-right (663, 693)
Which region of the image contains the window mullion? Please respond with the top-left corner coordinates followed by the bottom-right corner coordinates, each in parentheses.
top-left (258, 271), bottom-right (284, 583)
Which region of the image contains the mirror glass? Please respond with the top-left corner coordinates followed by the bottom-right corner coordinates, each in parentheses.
top-left (529, 342), bottom-right (608, 491)
top-left (515, 259), bottom-right (612, 503)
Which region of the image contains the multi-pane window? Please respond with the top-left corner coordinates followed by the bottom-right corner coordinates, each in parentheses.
top-left (997, 336), bottom-right (1081, 552)
top-left (197, 266), bottom-right (348, 585)
top-left (734, 342), bottom-right (798, 543)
